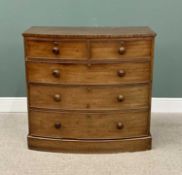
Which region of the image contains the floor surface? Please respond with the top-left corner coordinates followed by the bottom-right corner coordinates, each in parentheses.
top-left (0, 113), bottom-right (182, 175)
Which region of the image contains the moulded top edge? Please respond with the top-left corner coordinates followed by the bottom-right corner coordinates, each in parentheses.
top-left (23, 26), bottom-right (157, 38)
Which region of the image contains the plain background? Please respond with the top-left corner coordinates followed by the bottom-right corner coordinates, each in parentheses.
top-left (0, 0), bottom-right (181, 97)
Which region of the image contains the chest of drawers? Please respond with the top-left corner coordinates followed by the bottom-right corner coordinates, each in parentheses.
top-left (23, 26), bottom-right (156, 153)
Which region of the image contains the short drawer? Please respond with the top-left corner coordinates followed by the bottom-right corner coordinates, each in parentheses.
top-left (90, 39), bottom-right (152, 60)
top-left (25, 40), bottom-right (88, 59)
top-left (27, 62), bottom-right (151, 85)
top-left (29, 84), bottom-right (149, 110)
top-left (29, 110), bottom-right (149, 139)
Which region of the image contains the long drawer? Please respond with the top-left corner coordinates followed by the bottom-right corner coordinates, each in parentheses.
top-left (29, 110), bottom-right (149, 139)
top-left (29, 84), bottom-right (149, 110)
top-left (25, 39), bottom-right (152, 60)
top-left (27, 61), bottom-right (151, 85)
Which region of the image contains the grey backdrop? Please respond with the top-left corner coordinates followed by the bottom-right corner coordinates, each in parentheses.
top-left (0, 0), bottom-right (181, 97)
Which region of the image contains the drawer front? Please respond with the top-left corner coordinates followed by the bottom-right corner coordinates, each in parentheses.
top-left (29, 84), bottom-right (149, 110)
top-left (91, 40), bottom-right (152, 60)
top-left (27, 62), bottom-right (151, 85)
top-left (29, 110), bottom-right (149, 139)
top-left (26, 40), bottom-right (88, 59)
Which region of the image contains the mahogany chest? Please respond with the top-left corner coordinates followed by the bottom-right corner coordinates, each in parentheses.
top-left (23, 26), bottom-right (156, 152)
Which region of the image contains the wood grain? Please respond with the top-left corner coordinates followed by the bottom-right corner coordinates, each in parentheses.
top-left (29, 110), bottom-right (149, 139)
top-left (28, 135), bottom-right (152, 153)
top-left (23, 26), bottom-right (156, 152)
top-left (26, 40), bottom-right (88, 59)
top-left (27, 61), bottom-right (151, 85)
top-left (91, 40), bottom-right (152, 59)
top-left (25, 39), bottom-right (152, 60)
top-left (29, 84), bottom-right (150, 110)
top-left (23, 26), bottom-right (156, 38)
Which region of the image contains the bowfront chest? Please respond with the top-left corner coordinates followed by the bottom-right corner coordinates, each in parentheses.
top-left (23, 26), bottom-right (156, 152)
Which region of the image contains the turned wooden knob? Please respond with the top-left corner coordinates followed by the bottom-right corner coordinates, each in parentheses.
top-left (117, 95), bottom-right (124, 102)
top-left (117, 122), bottom-right (124, 129)
top-left (52, 69), bottom-right (60, 78)
top-left (117, 70), bottom-right (125, 77)
top-left (54, 122), bottom-right (61, 129)
top-left (52, 47), bottom-right (60, 55)
top-left (53, 94), bottom-right (61, 102)
top-left (118, 46), bottom-right (126, 54)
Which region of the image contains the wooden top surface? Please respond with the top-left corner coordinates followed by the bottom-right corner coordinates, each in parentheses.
top-left (23, 26), bottom-right (156, 38)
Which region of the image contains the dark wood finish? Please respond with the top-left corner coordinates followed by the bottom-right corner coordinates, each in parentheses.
top-left (29, 84), bottom-right (149, 110)
top-left (25, 39), bottom-right (152, 61)
top-left (23, 26), bottom-right (156, 38)
top-left (90, 40), bottom-right (152, 59)
top-left (27, 61), bottom-right (151, 85)
top-left (29, 110), bottom-right (149, 139)
top-left (28, 135), bottom-right (152, 153)
top-left (23, 26), bottom-right (156, 153)
top-left (26, 40), bottom-right (88, 59)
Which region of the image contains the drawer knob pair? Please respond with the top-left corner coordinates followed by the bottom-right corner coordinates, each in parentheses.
top-left (53, 94), bottom-right (61, 102)
top-left (52, 69), bottom-right (60, 78)
top-left (117, 122), bottom-right (124, 129)
top-left (54, 122), bottom-right (123, 130)
top-left (117, 95), bottom-right (124, 102)
top-left (54, 122), bottom-right (61, 129)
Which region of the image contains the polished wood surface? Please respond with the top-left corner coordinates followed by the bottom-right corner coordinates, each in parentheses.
top-left (27, 61), bottom-right (151, 85)
top-left (25, 39), bottom-right (152, 60)
top-left (23, 26), bottom-right (156, 153)
top-left (29, 84), bottom-right (149, 110)
top-left (29, 110), bottom-right (149, 139)
top-left (23, 26), bottom-right (156, 38)
top-left (28, 135), bottom-right (152, 153)
top-left (90, 39), bottom-right (152, 59)
top-left (26, 40), bottom-right (88, 59)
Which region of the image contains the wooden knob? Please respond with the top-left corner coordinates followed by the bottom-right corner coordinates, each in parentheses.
top-left (53, 94), bottom-right (61, 102)
top-left (52, 69), bottom-right (60, 78)
top-left (117, 122), bottom-right (124, 129)
top-left (52, 47), bottom-right (60, 55)
top-left (54, 122), bottom-right (61, 129)
top-left (117, 70), bottom-right (125, 77)
top-left (117, 95), bottom-right (124, 102)
top-left (118, 46), bottom-right (126, 54)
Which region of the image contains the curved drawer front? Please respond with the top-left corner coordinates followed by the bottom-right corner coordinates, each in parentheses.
top-left (29, 84), bottom-right (149, 110)
top-left (29, 110), bottom-right (149, 139)
top-left (90, 39), bottom-right (152, 60)
top-left (27, 62), bottom-right (150, 85)
top-left (26, 40), bottom-right (88, 59)
top-left (25, 39), bottom-right (151, 60)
